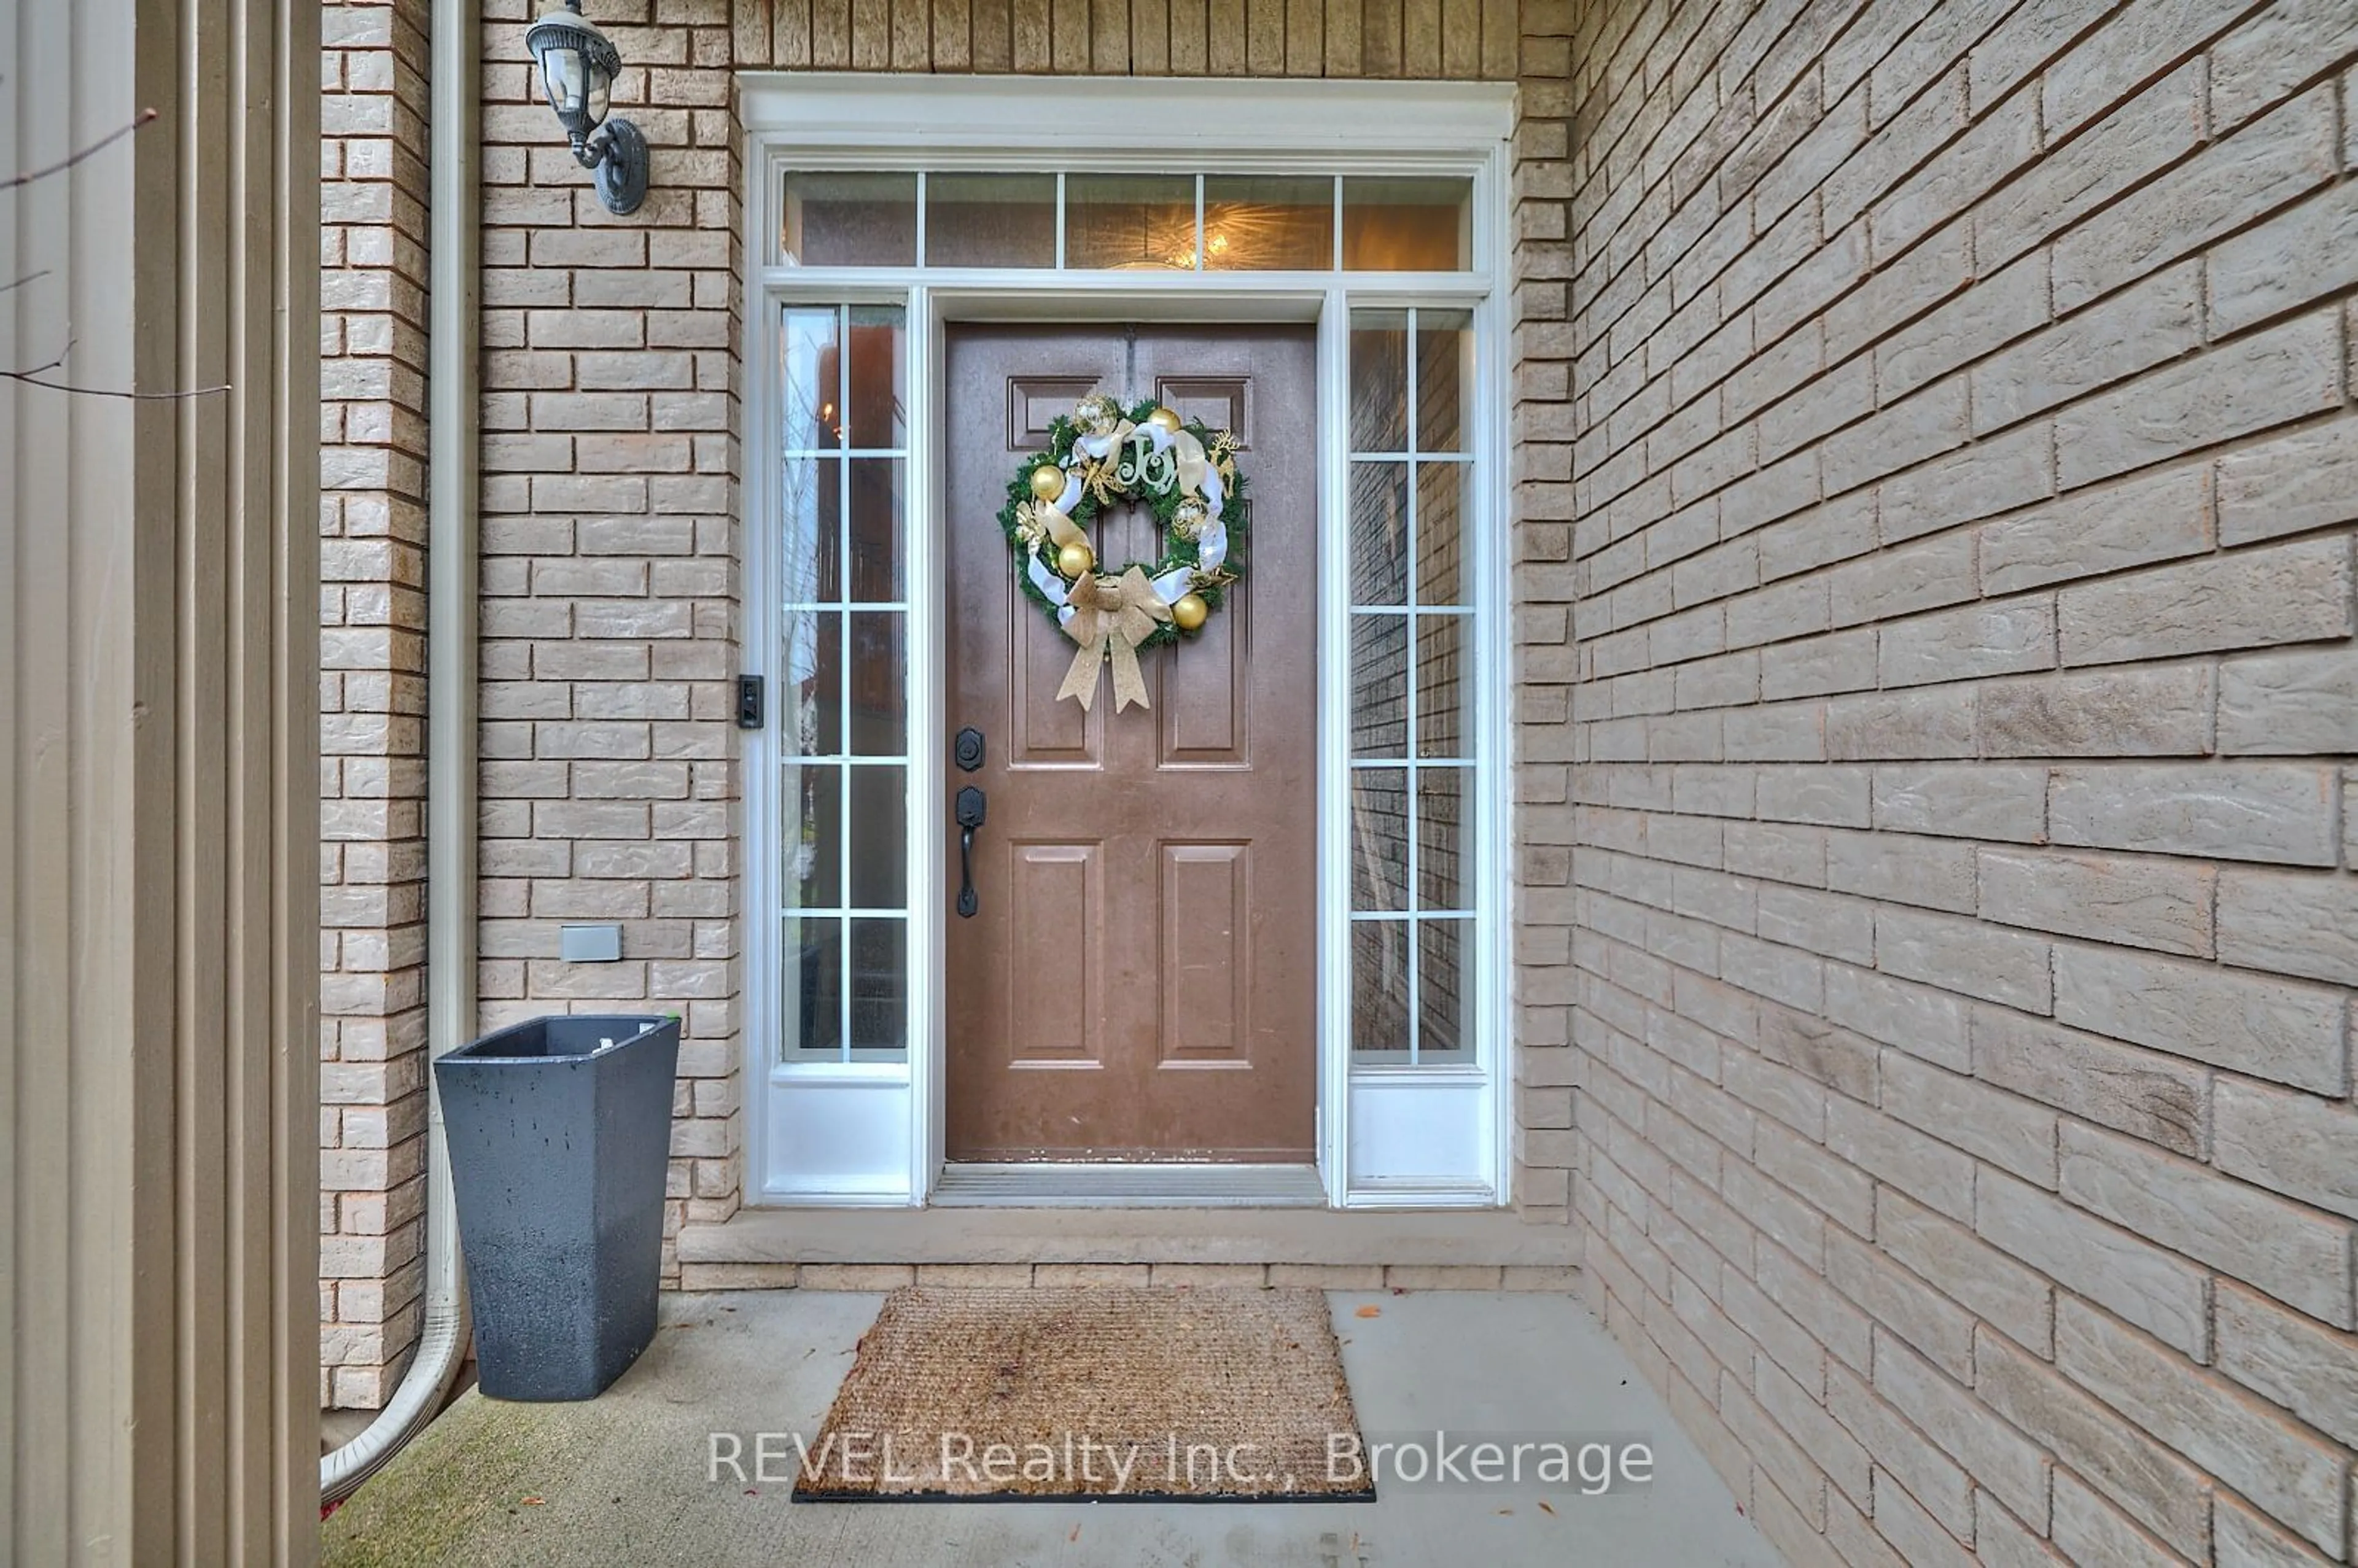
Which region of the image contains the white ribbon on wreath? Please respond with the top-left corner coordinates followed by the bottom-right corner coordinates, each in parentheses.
top-left (1035, 421), bottom-right (1230, 630)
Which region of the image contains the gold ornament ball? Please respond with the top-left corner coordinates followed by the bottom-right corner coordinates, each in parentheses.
top-left (1171, 592), bottom-right (1209, 631)
top-left (1145, 406), bottom-right (1183, 434)
top-left (1056, 541), bottom-right (1095, 578)
top-left (1028, 464), bottom-right (1068, 503)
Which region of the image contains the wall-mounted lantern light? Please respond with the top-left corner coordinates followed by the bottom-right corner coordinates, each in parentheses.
top-left (524, 0), bottom-right (647, 215)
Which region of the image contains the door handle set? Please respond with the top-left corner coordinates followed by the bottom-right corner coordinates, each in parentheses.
top-left (954, 727), bottom-right (988, 918)
top-left (955, 786), bottom-right (986, 918)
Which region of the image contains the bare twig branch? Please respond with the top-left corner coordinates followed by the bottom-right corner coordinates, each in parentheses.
top-left (13, 336), bottom-right (74, 378)
top-left (1, 112), bottom-right (229, 399)
top-left (0, 368), bottom-right (232, 400)
top-left (4, 335), bottom-right (231, 400)
top-left (2, 108), bottom-right (160, 192)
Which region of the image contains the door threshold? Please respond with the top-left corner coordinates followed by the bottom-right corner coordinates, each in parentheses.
top-left (931, 1162), bottom-right (1327, 1208)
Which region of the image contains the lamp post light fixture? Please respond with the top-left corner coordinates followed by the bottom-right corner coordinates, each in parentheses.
top-left (525, 0), bottom-right (648, 215)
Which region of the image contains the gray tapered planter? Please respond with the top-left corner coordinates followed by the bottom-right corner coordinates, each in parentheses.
top-left (435, 1014), bottom-right (680, 1402)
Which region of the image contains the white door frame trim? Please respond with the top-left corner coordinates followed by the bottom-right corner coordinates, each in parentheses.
top-left (738, 75), bottom-right (1517, 1210)
top-left (737, 72), bottom-right (1514, 155)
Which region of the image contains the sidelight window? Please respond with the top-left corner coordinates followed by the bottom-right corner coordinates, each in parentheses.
top-left (1347, 307), bottom-right (1477, 1066)
top-left (776, 301), bottom-right (912, 1063)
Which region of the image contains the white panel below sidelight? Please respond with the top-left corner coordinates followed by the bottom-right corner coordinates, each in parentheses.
top-left (1345, 1073), bottom-right (1495, 1203)
top-left (760, 1072), bottom-right (915, 1201)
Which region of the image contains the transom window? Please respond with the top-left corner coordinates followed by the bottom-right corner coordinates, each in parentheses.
top-left (777, 171), bottom-right (1474, 272)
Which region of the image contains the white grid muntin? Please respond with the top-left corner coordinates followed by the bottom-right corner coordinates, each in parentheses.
top-left (774, 301), bottom-right (916, 1066)
top-left (1344, 305), bottom-right (1481, 1066)
top-left (781, 168), bottom-right (1477, 276)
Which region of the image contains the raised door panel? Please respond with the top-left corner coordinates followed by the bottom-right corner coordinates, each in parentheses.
top-left (1008, 589), bottom-right (1101, 767)
top-left (1156, 372), bottom-right (1255, 768)
top-left (1010, 376), bottom-right (1102, 445)
top-left (1155, 376), bottom-right (1251, 446)
top-left (1156, 591), bottom-right (1248, 767)
top-left (1157, 842), bottom-right (1251, 1066)
top-left (1004, 842), bottom-right (1103, 1065)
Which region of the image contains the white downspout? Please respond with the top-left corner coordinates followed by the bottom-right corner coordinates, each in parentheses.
top-left (322, 0), bottom-right (480, 1504)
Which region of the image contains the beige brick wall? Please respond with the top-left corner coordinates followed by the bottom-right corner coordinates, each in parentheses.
top-left (730, 0), bottom-right (1530, 75)
top-left (1553, 0), bottom-right (2358, 1561)
top-left (477, 0), bottom-right (747, 1295)
top-left (464, 0), bottom-right (1574, 1293)
top-left (1512, 5), bottom-right (1581, 1225)
top-left (320, 0), bottom-right (1574, 1404)
top-left (321, 0), bottom-right (434, 1410)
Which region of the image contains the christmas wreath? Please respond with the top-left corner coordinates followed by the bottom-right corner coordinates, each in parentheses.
top-left (995, 392), bottom-right (1245, 713)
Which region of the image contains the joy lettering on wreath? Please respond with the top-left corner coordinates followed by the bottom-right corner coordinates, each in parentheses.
top-left (997, 392), bottom-right (1247, 713)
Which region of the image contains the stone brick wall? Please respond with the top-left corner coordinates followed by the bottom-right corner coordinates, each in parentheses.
top-left (1551, 0), bottom-right (2358, 1561)
top-left (319, 0), bottom-right (1574, 1406)
top-left (320, 0), bottom-right (434, 1410)
top-left (461, 0), bottom-right (1574, 1295)
top-left (729, 0), bottom-right (1530, 75)
top-left (476, 0), bottom-right (747, 1303)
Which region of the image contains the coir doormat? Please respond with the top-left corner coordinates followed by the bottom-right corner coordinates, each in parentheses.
top-left (792, 1285), bottom-right (1375, 1502)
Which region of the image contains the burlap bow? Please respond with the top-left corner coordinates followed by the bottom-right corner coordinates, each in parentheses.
top-left (1056, 566), bottom-right (1172, 713)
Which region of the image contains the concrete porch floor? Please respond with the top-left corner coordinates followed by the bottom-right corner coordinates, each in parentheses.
top-left (322, 1289), bottom-right (1780, 1567)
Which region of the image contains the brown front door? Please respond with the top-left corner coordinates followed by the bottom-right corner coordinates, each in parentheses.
top-left (944, 324), bottom-right (1318, 1162)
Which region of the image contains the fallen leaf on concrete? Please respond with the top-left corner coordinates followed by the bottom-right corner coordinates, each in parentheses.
top-left (521, 1496), bottom-right (545, 1507)
top-left (1354, 1305), bottom-right (1382, 1319)
top-left (1537, 1500), bottom-right (1556, 1516)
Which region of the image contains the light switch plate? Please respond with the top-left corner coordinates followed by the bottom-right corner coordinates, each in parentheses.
top-left (559, 923), bottom-right (623, 963)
